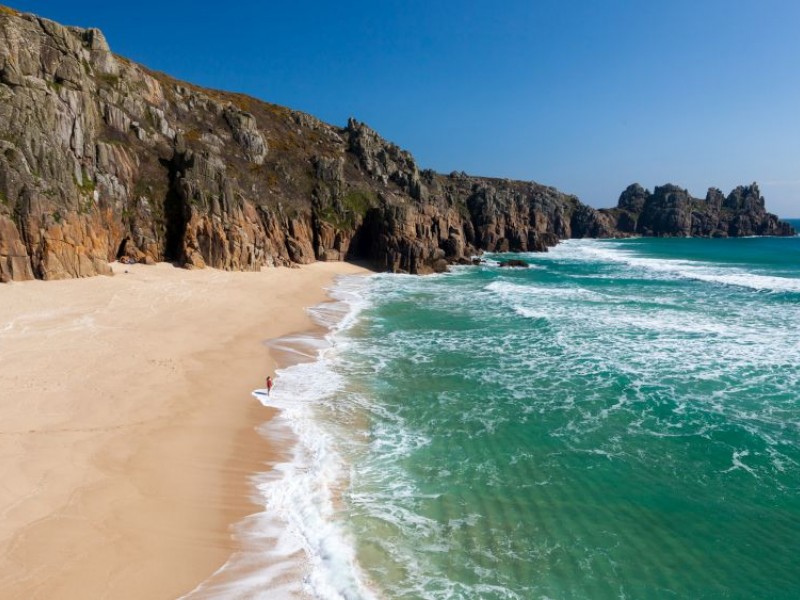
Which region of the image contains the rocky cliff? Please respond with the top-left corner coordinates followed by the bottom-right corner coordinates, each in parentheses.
top-left (0, 7), bottom-right (794, 282)
top-left (603, 183), bottom-right (794, 238)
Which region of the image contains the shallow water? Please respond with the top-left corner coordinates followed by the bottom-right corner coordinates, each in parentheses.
top-left (258, 227), bottom-right (800, 599)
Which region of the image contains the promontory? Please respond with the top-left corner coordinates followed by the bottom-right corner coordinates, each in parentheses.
top-left (0, 6), bottom-right (794, 282)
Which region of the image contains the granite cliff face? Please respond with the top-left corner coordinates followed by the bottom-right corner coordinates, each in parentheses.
top-left (0, 7), bottom-right (794, 282)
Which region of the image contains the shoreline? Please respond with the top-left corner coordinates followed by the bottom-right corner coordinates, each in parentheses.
top-left (181, 279), bottom-right (364, 598)
top-left (0, 260), bottom-right (371, 599)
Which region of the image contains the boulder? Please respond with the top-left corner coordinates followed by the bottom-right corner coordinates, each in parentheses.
top-left (498, 259), bottom-right (528, 268)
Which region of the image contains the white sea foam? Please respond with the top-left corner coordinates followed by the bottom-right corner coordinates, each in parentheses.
top-left (685, 271), bottom-right (800, 292)
top-left (554, 239), bottom-right (800, 293)
top-left (485, 277), bottom-right (744, 340)
top-left (722, 449), bottom-right (759, 477)
top-left (189, 239), bottom-right (800, 597)
top-left (486, 280), bottom-right (607, 302)
top-left (182, 274), bottom-right (379, 600)
top-left (481, 243), bottom-right (800, 373)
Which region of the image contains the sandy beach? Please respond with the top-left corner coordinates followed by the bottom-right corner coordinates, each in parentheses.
top-left (0, 260), bottom-right (370, 599)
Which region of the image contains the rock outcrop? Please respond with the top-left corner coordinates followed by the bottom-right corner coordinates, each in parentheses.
top-left (603, 183), bottom-right (794, 238)
top-left (0, 7), bottom-right (794, 282)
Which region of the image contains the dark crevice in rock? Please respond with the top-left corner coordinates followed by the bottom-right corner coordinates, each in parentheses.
top-left (161, 155), bottom-right (187, 264)
top-left (0, 7), bottom-right (794, 282)
top-left (115, 237), bottom-right (128, 259)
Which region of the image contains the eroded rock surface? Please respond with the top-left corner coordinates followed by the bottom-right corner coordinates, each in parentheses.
top-left (0, 8), bottom-right (793, 282)
top-left (605, 183), bottom-right (794, 238)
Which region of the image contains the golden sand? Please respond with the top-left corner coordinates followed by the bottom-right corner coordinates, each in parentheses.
top-left (0, 260), bottom-right (370, 599)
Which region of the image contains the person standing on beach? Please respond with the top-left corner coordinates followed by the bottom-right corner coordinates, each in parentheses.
top-left (266, 375), bottom-right (273, 396)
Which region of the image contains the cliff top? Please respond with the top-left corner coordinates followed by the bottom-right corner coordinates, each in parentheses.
top-left (0, 5), bottom-right (793, 282)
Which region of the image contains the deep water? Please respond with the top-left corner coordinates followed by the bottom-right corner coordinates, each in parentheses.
top-left (272, 229), bottom-right (800, 599)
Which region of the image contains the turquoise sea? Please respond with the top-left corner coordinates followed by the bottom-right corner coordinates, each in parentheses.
top-left (252, 222), bottom-right (800, 599)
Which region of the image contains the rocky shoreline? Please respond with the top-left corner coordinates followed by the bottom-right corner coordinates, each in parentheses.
top-left (0, 7), bottom-right (794, 282)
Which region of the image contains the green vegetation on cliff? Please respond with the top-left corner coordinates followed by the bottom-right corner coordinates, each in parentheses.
top-left (0, 7), bottom-right (793, 282)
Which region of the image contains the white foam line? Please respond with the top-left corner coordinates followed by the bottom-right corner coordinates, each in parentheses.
top-left (185, 273), bottom-right (380, 600)
top-left (684, 271), bottom-right (800, 292)
top-left (555, 239), bottom-right (800, 293)
top-left (722, 449), bottom-right (759, 478)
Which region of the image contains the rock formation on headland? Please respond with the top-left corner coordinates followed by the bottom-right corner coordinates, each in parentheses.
top-left (0, 7), bottom-right (794, 282)
top-left (607, 183), bottom-right (793, 238)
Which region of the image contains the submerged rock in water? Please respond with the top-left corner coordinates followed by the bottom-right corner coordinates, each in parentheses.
top-left (498, 259), bottom-right (529, 268)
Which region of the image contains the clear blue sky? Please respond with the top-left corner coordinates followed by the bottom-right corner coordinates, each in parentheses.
top-left (9, 0), bottom-right (800, 216)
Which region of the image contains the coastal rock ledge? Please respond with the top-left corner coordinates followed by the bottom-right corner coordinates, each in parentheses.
top-left (0, 7), bottom-right (794, 281)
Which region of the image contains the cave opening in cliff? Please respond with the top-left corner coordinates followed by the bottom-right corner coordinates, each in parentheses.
top-left (116, 237), bottom-right (128, 260)
top-left (163, 188), bottom-right (187, 262)
top-left (161, 158), bottom-right (188, 263)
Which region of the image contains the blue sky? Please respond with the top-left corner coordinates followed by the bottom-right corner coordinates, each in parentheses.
top-left (10, 0), bottom-right (800, 216)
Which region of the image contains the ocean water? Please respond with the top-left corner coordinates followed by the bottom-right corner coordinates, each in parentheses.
top-left (256, 223), bottom-right (800, 599)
